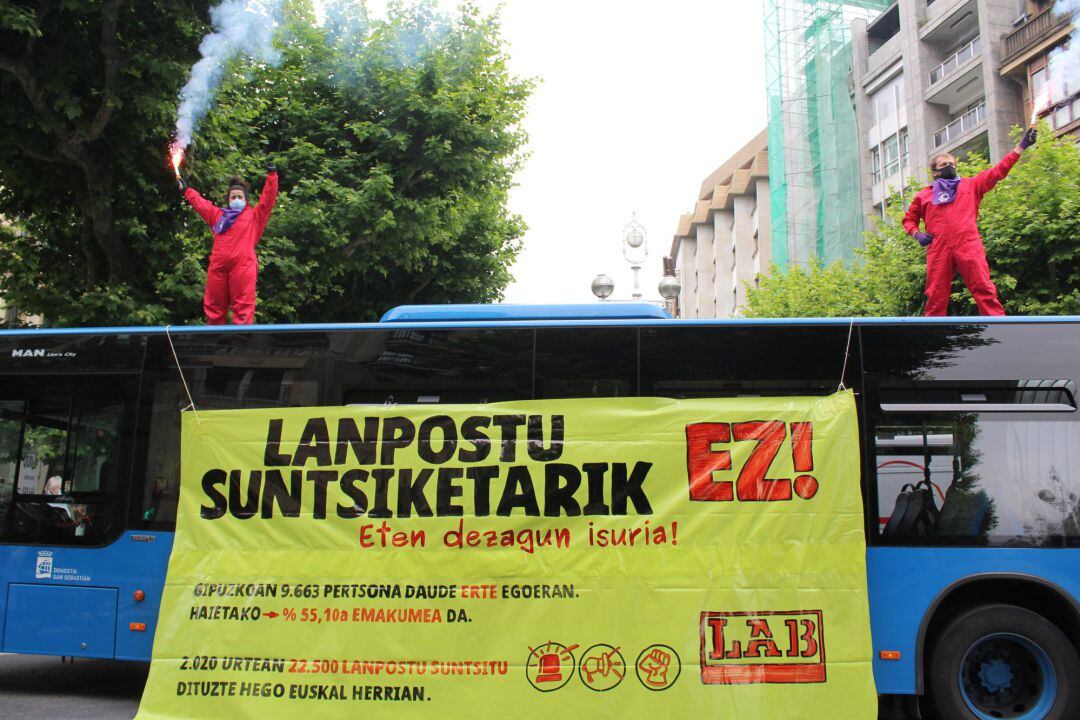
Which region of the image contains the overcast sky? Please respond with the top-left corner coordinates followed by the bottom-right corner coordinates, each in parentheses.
top-left (367, 1), bottom-right (769, 305)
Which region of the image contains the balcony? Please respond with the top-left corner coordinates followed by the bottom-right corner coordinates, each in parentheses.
top-left (921, 0), bottom-right (979, 44)
top-left (1002, 5), bottom-right (1074, 66)
top-left (933, 102), bottom-right (986, 148)
top-left (929, 36), bottom-right (980, 86)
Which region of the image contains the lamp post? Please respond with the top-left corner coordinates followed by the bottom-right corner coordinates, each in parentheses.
top-left (622, 213), bottom-right (647, 301)
top-left (591, 274), bottom-right (614, 301)
top-left (658, 274), bottom-right (680, 317)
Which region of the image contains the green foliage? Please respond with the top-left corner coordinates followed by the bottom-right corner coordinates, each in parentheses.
top-left (0, 0), bottom-right (212, 325)
top-left (0, 2), bottom-right (40, 37)
top-left (744, 124), bottom-right (1080, 318)
top-left (0, 0), bottom-right (531, 325)
top-left (744, 178), bottom-right (926, 318)
top-left (978, 125), bottom-right (1080, 315)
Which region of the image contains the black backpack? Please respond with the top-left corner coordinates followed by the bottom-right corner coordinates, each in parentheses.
top-left (884, 480), bottom-right (939, 537)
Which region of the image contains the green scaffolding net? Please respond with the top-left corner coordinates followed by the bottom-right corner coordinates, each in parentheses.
top-left (764, 0), bottom-right (892, 268)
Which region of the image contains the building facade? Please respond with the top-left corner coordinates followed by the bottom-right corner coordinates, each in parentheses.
top-left (765, 0), bottom-right (893, 268)
top-left (669, 131), bottom-right (770, 318)
top-left (850, 0), bottom-right (1040, 221)
top-left (999, 1), bottom-right (1078, 138)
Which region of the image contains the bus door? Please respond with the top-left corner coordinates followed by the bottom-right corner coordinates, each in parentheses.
top-left (0, 346), bottom-right (143, 659)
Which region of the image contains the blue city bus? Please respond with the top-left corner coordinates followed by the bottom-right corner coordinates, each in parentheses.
top-left (0, 304), bottom-right (1078, 719)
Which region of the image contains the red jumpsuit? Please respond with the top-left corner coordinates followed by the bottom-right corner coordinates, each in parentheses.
top-left (903, 151), bottom-right (1019, 316)
top-left (184, 171), bottom-right (278, 325)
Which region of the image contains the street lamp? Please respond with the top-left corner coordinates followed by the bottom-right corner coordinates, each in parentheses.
top-left (622, 213), bottom-right (648, 300)
top-left (658, 274), bottom-right (680, 316)
top-left (591, 273), bottom-right (614, 301)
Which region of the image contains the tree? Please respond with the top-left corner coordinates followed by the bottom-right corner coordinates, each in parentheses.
top-left (742, 191), bottom-right (925, 318)
top-left (977, 128), bottom-right (1080, 315)
top-left (743, 124), bottom-right (1080, 318)
top-left (0, 0), bottom-right (531, 325)
top-left (0, 0), bottom-right (213, 324)
top-left (177, 0), bottom-right (531, 323)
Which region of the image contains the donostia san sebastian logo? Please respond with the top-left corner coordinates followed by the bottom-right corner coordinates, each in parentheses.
top-left (35, 550), bottom-right (53, 579)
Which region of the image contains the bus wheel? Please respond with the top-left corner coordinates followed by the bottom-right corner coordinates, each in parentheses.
top-left (926, 604), bottom-right (1080, 720)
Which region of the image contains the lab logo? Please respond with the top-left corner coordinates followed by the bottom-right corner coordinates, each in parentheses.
top-left (699, 610), bottom-right (827, 685)
top-left (938, 192), bottom-right (951, 203)
top-left (35, 550), bottom-right (53, 579)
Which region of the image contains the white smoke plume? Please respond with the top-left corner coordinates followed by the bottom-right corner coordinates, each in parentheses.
top-left (1045, 0), bottom-right (1079, 115)
top-left (174, 0), bottom-right (284, 150)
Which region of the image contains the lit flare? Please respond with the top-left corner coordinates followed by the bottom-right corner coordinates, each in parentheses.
top-left (169, 142), bottom-right (185, 188)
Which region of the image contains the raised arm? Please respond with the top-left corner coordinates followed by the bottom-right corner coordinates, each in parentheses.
top-left (183, 186), bottom-right (222, 228)
top-left (970, 149), bottom-right (1021, 198)
top-left (253, 166), bottom-right (279, 230)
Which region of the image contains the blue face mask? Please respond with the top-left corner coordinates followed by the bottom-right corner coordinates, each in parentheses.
top-left (229, 199), bottom-right (246, 211)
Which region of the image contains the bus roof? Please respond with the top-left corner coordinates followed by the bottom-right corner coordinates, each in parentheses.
top-left (0, 307), bottom-right (1076, 336)
top-left (379, 303), bottom-right (671, 322)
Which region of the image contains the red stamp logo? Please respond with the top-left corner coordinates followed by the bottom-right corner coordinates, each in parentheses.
top-left (699, 610), bottom-right (826, 684)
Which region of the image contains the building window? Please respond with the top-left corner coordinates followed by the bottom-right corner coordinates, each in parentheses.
top-left (1031, 65), bottom-right (1047, 104)
top-left (901, 128), bottom-right (909, 169)
top-left (871, 146), bottom-right (882, 184)
top-left (883, 133), bottom-right (900, 179)
top-left (1053, 95), bottom-right (1079, 130)
top-left (877, 86), bottom-right (894, 125)
top-left (1030, 57), bottom-right (1080, 130)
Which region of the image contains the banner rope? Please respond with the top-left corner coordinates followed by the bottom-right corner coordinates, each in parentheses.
top-left (837, 318), bottom-right (855, 392)
top-left (165, 325), bottom-right (201, 425)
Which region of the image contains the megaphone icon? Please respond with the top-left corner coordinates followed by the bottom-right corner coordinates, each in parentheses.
top-left (583, 647), bottom-right (624, 684)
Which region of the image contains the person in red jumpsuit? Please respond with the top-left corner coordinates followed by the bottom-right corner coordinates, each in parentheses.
top-left (903, 128), bottom-right (1036, 316)
top-left (181, 161), bottom-right (278, 324)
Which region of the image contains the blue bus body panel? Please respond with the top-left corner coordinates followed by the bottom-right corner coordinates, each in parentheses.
top-left (0, 531), bottom-right (174, 661)
top-left (4, 584), bottom-right (118, 657)
top-left (867, 546), bottom-right (1080, 694)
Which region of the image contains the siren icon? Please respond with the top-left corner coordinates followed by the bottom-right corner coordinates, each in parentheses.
top-left (525, 641), bottom-right (577, 692)
top-left (536, 652), bottom-right (563, 683)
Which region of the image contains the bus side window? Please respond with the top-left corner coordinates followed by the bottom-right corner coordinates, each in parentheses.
top-left (873, 409), bottom-right (1080, 547)
top-left (535, 328), bottom-right (636, 399)
top-left (1, 378), bottom-right (133, 546)
top-left (339, 329), bottom-right (533, 404)
top-left (639, 326), bottom-right (852, 397)
top-left (0, 400), bottom-right (25, 535)
top-left (138, 380), bottom-right (185, 529)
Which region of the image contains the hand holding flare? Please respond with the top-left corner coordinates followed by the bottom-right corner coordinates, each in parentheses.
top-left (169, 142), bottom-right (185, 189)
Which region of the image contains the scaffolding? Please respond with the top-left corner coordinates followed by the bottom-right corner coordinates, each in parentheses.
top-left (764, 0), bottom-right (891, 268)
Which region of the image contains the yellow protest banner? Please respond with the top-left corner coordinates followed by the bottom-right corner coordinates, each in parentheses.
top-left (136, 391), bottom-right (875, 719)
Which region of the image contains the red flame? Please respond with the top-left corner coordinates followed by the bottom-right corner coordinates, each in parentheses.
top-left (169, 142), bottom-right (185, 180)
top-left (1030, 85), bottom-right (1053, 126)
